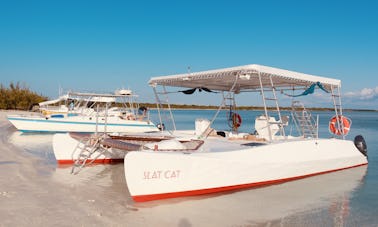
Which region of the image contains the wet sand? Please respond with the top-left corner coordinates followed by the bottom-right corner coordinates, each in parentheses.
top-left (0, 110), bottom-right (368, 226)
top-left (0, 111), bottom-right (138, 226)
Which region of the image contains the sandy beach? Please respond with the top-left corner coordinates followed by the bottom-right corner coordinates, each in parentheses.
top-left (0, 111), bottom-right (143, 226)
top-left (1, 110), bottom-right (237, 227)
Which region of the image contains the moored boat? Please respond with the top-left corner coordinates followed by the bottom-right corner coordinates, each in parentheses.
top-left (7, 90), bottom-right (159, 133)
top-left (122, 64), bottom-right (368, 202)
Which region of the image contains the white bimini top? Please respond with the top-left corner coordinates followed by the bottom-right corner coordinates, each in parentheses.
top-left (149, 64), bottom-right (341, 92)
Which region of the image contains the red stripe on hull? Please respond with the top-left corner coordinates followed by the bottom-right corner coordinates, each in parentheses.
top-left (131, 163), bottom-right (368, 202)
top-left (57, 158), bottom-right (123, 165)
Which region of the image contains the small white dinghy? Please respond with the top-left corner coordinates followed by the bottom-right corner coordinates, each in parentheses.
top-left (124, 64), bottom-right (368, 202)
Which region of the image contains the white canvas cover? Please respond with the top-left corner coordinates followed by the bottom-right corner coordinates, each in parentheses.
top-left (149, 64), bottom-right (341, 92)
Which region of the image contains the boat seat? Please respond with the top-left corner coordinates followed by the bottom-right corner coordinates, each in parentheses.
top-left (254, 115), bottom-right (280, 141)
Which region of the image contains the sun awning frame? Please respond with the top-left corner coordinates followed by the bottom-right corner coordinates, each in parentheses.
top-left (149, 64), bottom-right (341, 92)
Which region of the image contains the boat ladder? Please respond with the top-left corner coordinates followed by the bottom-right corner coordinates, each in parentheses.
top-left (152, 85), bottom-right (176, 132)
top-left (224, 92), bottom-right (239, 131)
top-left (291, 101), bottom-right (318, 138)
top-left (330, 85), bottom-right (346, 139)
top-left (71, 135), bottom-right (107, 175)
top-left (258, 72), bottom-right (286, 141)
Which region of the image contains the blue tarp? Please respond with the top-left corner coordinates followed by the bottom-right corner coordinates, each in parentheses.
top-left (287, 82), bottom-right (329, 97)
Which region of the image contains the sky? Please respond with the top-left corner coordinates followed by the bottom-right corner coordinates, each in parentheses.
top-left (0, 0), bottom-right (377, 109)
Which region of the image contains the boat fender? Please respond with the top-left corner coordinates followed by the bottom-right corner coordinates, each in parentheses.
top-left (354, 135), bottom-right (367, 157)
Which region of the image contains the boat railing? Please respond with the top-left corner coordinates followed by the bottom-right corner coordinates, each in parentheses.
top-left (70, 134), bottom-right (106, 175)
top-left (291, 101), bottom-right (318, 138)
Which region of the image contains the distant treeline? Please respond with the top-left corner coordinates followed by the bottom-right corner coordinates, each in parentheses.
top-left (137, 103), bottom-right (328, 111)
top-left (0, 83), bottom-right (375, 112)
top-left (0, 82), bottom-right (47, 110)
top-left (138, 103), bottom-right (376, 112)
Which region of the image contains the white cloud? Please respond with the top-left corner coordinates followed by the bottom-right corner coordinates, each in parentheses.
top-left (344, 86), bottom-right (378, 100)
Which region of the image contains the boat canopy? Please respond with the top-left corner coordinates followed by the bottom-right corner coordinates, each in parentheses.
top-left (39, 95), bottom-right (70, 106)
top-left (67, 92), bottom-right (136, 102)
top-left (149, 64), bottom-right (341, 92)
top-left (39, 91), bottom-right (140, 106)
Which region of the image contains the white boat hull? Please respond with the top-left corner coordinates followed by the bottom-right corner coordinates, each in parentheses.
top-left (52, 131), bottom-right (176, 165)
top-left (7, 115), bottom-right (158, 133)
top-left (124, 138), bottom-right (368, 202)
top-left (53, 133), bottom-right (127, 165)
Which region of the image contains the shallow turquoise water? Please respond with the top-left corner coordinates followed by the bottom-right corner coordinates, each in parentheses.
top-left (150, 109), bottom-right (378, 226)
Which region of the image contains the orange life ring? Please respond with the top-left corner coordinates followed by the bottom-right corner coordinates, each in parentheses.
top-left (231, 113), bottom-right (242, 128)
top-left (329, 115), bottom-right (351, 135)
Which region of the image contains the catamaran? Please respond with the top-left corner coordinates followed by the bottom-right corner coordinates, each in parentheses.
top-left (124, 64), bottom-right (368, 202)
top-left (53, 64), bottom-right (368, 202)
top-left (7, 90), bottom-right (159, 133)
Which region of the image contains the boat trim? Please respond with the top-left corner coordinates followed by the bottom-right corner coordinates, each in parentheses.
top-left (7, 117), bottom-right (155, 127)
top-left (131, 163), bottom-right (368, 202)
top-left (57, 158), bottom-right (124, 165)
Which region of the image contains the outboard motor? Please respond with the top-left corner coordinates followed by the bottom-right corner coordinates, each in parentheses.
top-left (157, 123), bottom-right (165, 131)
top-left (354, 135), bottom-right (368, 157)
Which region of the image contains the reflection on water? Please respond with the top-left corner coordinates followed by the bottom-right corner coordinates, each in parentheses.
top-left (37, 147), bottom-right (367, 226)
top-left (48, 164), bottom-right (368, 226)
top-left (0, 161), bottom-right (18, 165)
top-left (8, 131), bottom-right (56, 164)
top-left (130, 166), bottom-right (367, 226)
top-left (52, 165), bottom-right (116, 187)
top-left (9, 131), bottom-right (53, 147)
